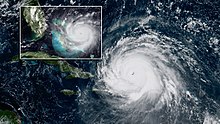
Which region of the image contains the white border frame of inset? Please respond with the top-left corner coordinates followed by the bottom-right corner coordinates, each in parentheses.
top-left (19, 6), bottom-right (102, 60)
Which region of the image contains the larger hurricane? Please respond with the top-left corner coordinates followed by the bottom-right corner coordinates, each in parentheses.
top-left (78, 13), bottom-right (220, 123)
top-left (98, 32), bottom-right (183, 105)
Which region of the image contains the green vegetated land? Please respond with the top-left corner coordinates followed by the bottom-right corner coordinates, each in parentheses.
top-left (22, 0), bottom-right (47, 41)
top-left (0, 110), bottom-right (21, 124)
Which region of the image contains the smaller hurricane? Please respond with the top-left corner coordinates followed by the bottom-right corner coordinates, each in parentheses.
top-left (51, 8), bottom-right (101, 58)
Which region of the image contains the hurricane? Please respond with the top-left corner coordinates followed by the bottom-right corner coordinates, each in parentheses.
top-left (98, 33), bottom-right (183, 105)
top-left (78, 4), bottom-right (220, 123)
top-left (79, 17), bottom-right (184, 123)
top-left (50, 7), bottom-right (101, 58)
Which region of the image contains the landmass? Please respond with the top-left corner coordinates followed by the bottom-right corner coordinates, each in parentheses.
top-left (0, 110), bottom-right (21, 124)
top-left (22, 0), bottom-right (47, 41)
top-left (60, 89), bottom-right (77, 96)
top-left (12, 52), bottom-right (94, 79)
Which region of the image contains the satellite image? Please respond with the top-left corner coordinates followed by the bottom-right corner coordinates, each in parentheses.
top-left (0, 0), bottom-right (220, 124)
top-left (20, 6), bottom-right (102, 59)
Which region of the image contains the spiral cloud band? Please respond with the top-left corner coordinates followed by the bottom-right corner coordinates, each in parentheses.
top-left (77, 14), bottom-right (219, 123)
top-left (65, 21), bottom-right (98, 52)
top-left (51, 8), bottom-right (101, 58)
top-left (97, 32), bottom-right (183, 108)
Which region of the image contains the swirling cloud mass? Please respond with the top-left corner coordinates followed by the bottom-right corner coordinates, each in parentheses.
top-left (78, 10), bottom-right (220, 122)
top-left (98, 34), bottom-right (181, 104)
top-left (51, 8), bottom-right (101, 58)
top-left (79, 29), bottom-right (187, 123)
top-left (97, 31), bottom-right (183, 109)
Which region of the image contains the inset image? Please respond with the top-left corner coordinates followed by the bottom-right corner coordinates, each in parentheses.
top-left (20, 6), bottom-right (102, 60)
